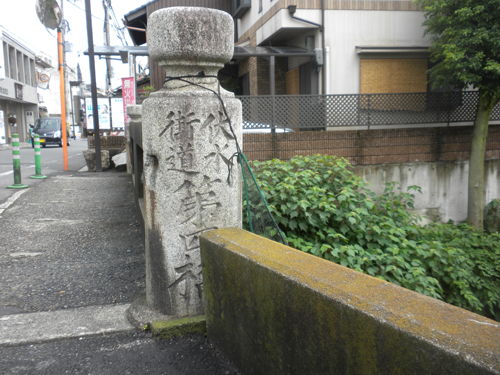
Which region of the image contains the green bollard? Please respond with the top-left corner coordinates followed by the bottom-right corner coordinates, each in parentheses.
top-left (7, 134), bottom-right (29, 189)
top-left (30, 135), bottom-right (47, 179)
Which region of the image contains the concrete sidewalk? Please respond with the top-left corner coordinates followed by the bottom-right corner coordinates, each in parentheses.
top-left (0, 169), bottom-right (241, 374)
top-left (0, 136), bottom-right (83, 151)
top-left (0, 141), bottom-right (32, 150)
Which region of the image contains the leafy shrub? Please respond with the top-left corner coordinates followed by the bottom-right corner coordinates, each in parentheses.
top-left (484, 199), bottom-right (500, 234)
top-left (247, 155), bottom-right (500, 321)
top-left (418, 222), bottom-right (500, 319)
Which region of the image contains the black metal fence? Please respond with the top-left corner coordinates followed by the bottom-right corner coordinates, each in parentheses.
top-left (239, 91), bottom-right (500, 129)
top-left (242, 125), bottom-right (500, 164)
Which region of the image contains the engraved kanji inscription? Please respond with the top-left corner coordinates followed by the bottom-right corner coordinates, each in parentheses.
top-left (159, 111), bottom-right (199, 141)
top-left (166, 254), bottom-right (203, 300)
top-left (179, 191), bottom-right (221, 228)
top-left (175, 176), bottom-right (223, 228)
top-left (201, 110), bottom-right (234, 143)
top-left (205, 144), bottom-right (231, 173)
top-left (179, 227), bottom-right (218, 252)
top-left (177, 144), bottom-right (195, 169)
top-left (160, 111), bottom-right (200, 171)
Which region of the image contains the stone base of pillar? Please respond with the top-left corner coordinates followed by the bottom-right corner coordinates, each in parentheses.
top-left (126, 295), bottom-right (206, 339)
top-left (82, 149), bottom-right (110, 171)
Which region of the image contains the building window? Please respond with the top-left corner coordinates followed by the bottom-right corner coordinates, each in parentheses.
top-left (238, 73), bottom-right (250, 95)
top-left (24, 55), bottom-right (30, 85)
top-left (360, 58), bottom-right (428, 94)
top-left (3, 42), bottom-right (8, 79)
top-left (259, 0), bottom-right (262, 13)
top-left (15, 83), bottom-right (23, 100)
top-left (17, 51), bottom-right (23, 82)
top-left (9, 45), bottom-right (16, 79)
top-left (30, 59), bottom-right (35, 87)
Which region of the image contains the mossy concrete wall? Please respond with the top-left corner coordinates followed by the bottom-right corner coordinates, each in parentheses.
top-left (201, 228), bottom-right (500, 375)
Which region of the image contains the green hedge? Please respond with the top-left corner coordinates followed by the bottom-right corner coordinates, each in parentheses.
top-left (244, 155), bottom-right (500, 321)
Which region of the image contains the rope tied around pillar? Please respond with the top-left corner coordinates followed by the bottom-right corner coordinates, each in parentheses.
top-left (162, 73), bottom-right (288, 246)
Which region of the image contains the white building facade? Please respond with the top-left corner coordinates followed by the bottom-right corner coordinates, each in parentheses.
top-left (0, 30), bottom-right (39, 144)
top-left (234, 0), bottom-right (432, 96)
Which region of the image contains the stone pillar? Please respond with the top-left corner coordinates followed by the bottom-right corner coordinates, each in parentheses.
top-left (125, 105), bottom-right (141, 175)
top-left (142, 7), bottom-right (242, 317)
top-left (126, 105), bottom-right (143, 187)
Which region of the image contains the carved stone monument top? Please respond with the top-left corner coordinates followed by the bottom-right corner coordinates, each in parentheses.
top-left (147, 7), bottom-right (234, 93)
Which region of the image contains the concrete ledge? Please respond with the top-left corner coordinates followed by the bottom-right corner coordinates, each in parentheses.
top-left (201, 228), bottom-right (500, 375)
top-left (127, 295), bottom-right (206, 340)
top-left (151, 316), bottom-right (206, 339)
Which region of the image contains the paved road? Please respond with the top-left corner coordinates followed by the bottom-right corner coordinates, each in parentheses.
top-left (0, 139), bottom-right (88, 204)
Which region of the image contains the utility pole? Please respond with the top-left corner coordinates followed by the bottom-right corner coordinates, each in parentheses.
top-left (61, 0), bottom-right (70, 138)
top-left (85, 0), bottom-right (102, 172)
top-left (58, 29), bottom-right (69, 171)
top-left (59, 0), bottom-right (69, 170)
top-left (103, 0), bottom-right (112, 93)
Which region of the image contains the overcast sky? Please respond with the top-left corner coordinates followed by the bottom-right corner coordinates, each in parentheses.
top-left (0, 0), bottom-right (151, 90)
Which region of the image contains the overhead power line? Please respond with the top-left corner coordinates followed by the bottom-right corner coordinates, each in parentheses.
top-left (107, 1), bottom-right (128, 46)
top-left (66, 0), bottom-right (105, 23)
top-left (68, 0), bottom-right (128, 46)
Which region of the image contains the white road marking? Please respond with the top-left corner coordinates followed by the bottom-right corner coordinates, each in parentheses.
top-left (0, 189), bottom-right (29, 215)
top-left (0, 165), bottom-right (35, 177)
top-left (0, 171), bottom-right (13, 177)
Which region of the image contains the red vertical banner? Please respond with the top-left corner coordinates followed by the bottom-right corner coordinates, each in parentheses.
top-left (121, 77), bottom-right (135, 127)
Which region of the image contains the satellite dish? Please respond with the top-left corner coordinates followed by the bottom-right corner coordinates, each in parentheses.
top-left (36, 0), bottom-right (63, 30)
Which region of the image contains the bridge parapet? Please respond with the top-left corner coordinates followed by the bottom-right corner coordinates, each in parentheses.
top-left (201, 228), bottom-right (500, 375)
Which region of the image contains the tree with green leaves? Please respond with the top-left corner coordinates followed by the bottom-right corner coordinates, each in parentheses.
top-left (416, 0), bottom-right (500, 231)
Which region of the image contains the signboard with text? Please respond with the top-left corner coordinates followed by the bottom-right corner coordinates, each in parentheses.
top-left (121, 77), bottom-right (135, 128)
top-left (111, 98), bottom-right (124, 129)
top-left (37, 71), bottom-right (51, 89)
top-left (85, 98), bottom-right (111, 130)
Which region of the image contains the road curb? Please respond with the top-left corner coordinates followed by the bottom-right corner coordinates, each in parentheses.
top-left (0, 304), bottom-right (136, 347)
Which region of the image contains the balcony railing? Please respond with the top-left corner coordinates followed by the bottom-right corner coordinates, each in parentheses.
top-left (238, 91), bottom-right (500, 130)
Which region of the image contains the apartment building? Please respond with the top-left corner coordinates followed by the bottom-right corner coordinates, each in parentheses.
top-left (234, 0), bottom-right (432, 96)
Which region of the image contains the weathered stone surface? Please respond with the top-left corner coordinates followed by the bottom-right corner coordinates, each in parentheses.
top-left (126, 105), bottom-right (143, 120)
top-left (142, 7), bottom-right (241, 317)
top-left (126, 105), bottom-right (143, 174)
top-left (201, 228), bottom-right (500, 375)
top-left (82, 150), bottom-right (110, 172)
top-left (147, 7), bottom-right (233, 83)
